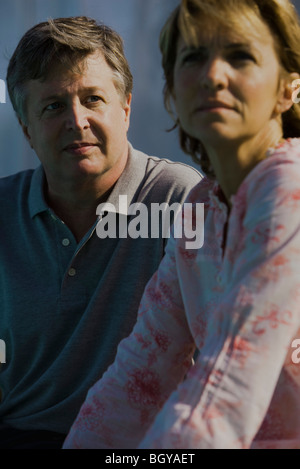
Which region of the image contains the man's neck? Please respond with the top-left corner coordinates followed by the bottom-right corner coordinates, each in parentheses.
top-left (43, 148), bottom-right (128, 242)
top-left (46, 181), bottom-right (116, 243)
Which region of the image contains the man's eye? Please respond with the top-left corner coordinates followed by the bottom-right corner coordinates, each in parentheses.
top-left (86, 96), bottom-right (103, 103)
top-left (45, 102), bottom-right (62, 111)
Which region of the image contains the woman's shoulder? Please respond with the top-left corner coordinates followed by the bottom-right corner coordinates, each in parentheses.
top-left (233, 138), bottom-right (300, 213)
top-left (243, 138), bottom-right (300, 191)
top-left (266, 137), bottom-right (300, 161)
top-left (184, 176), bottom-right (215, 204)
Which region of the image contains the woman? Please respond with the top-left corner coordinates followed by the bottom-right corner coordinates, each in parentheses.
top-left (64, 0), bottom-right (300, 449)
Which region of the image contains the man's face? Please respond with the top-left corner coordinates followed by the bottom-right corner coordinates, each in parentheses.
top-left (21, 51), bottom-right (131, 191)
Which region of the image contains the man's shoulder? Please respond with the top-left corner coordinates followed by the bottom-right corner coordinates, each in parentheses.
top-left (146, 154), bottom-right (202, 182)
top-left (0, 169), bottom-right (35, 199)
top-left (0, 168), bottom-right (35, 185)
top-left (131, 146), bottom-right (203, 187)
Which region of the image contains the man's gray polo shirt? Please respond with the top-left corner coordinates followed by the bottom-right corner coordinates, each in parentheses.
top-left (0, 144), bottom-right (202, 434)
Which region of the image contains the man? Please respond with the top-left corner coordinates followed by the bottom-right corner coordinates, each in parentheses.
top-left (0, 16), bottom-right (201, 448)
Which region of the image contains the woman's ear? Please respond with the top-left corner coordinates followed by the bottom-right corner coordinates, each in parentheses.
top-left (275, 72), bottom-right (300, 115)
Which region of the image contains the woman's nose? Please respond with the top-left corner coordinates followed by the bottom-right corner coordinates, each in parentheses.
top-left (200, 57), bottom-right (229, 91)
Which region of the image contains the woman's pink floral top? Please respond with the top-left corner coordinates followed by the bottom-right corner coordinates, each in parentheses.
top-left (64, 139), bottom-right (300, 449)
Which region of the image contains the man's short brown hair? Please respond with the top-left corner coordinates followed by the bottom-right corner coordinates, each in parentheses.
top-left (6, 16), bottom-right (133, 123)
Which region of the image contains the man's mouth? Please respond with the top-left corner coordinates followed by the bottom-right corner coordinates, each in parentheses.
top-left (63, 142), bottom-right (99, 155)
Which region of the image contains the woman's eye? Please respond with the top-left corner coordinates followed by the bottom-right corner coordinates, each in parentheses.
top-left (182, 50), bottom-right (206, 65)
top-left (230, 50), bottom-right (255, 63)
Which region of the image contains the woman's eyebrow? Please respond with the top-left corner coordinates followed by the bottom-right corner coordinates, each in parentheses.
top-left (177, 45), bottom-right (204, 55)
top-left (224, 42), bottom-right (251, 49)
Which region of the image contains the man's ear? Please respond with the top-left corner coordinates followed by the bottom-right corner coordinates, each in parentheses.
top-left (123, 93), bottom-right (132, 130)
top-left (18, 117), bottom-right (33, 148)
top-left (275, 72), bottom-right (300, 115)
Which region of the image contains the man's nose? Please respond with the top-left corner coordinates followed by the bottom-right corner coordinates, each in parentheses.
top-left (200, 56), bottom-right (229, 92)
top-left (65, 101), bottom-right (90, 131)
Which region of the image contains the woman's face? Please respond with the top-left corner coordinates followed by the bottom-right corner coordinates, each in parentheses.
top-left (173, 13), bottom-right (289, 150)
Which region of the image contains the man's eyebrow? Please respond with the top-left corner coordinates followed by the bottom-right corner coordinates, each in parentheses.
top-left (78, 86), bottom-right (104, 94)
top-left (38, 94), bottom-right (63, 105)
top-left (38, 87), bottom-right (104, 104)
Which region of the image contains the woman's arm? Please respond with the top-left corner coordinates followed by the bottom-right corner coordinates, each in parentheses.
top-left (63, 231), bottom-right (196, 449)
top-left (139, 153), bottom-right (300, 449)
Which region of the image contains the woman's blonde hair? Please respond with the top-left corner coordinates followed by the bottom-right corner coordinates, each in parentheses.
top-left (159, 0), bottom-right (300, 177)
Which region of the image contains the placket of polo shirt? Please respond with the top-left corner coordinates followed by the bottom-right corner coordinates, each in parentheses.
top-left (60, 222), bottom-right (99, 310)
top-left (48, 209), bottom-right (77, 278)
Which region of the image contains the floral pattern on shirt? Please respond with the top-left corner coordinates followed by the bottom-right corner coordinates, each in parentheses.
top-left (63, 138), bottom-right (300, 449)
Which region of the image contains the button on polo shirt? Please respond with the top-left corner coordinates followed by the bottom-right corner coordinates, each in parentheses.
top-left (62, 238), bottom-right (70, 247)
top-left (46, 207), bottom-right (97, 310)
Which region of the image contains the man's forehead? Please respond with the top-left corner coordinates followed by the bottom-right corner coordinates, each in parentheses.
top-left (25, 52), bottom-right (113, 98)
top-left (45, 50), bottom-right (107, 79)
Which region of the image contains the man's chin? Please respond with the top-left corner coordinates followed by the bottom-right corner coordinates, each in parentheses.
top-left (69, 157), bottom-right (105, 176)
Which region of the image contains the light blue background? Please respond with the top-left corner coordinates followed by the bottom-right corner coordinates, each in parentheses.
top-left (1, 0), bottom-right (299, 177)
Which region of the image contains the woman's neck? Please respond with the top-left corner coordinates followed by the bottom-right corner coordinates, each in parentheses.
top-left (206, 124), bottom-right (284, 205)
